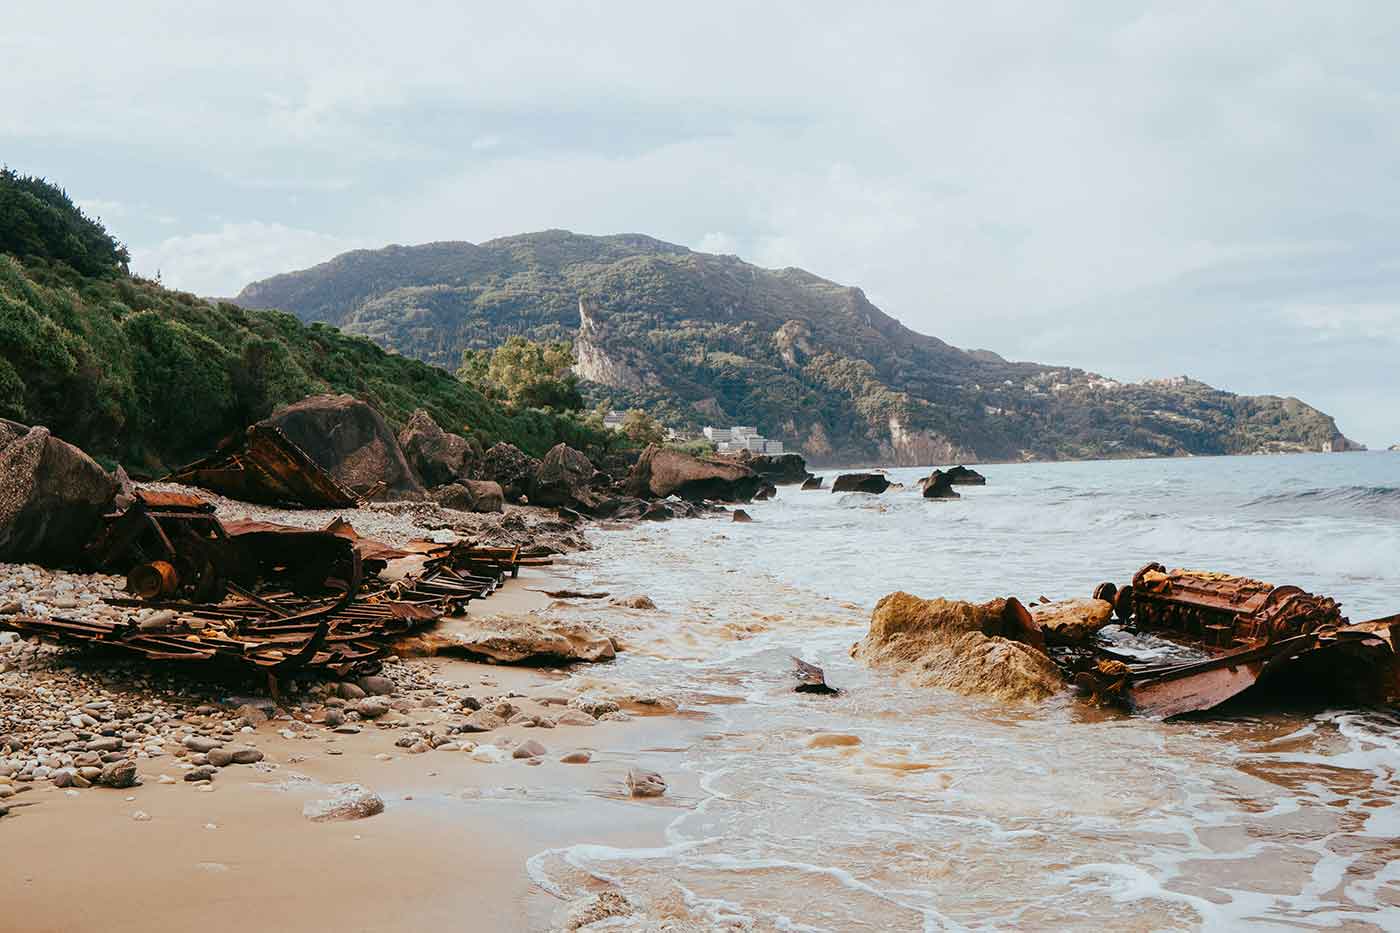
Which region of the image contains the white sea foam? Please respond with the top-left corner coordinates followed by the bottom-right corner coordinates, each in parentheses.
top-left (528, 453), bottom-right (1400, 931)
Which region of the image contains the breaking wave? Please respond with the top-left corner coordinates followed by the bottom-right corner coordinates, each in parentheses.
top-left (1243, 485), bottom-right (1400, 519)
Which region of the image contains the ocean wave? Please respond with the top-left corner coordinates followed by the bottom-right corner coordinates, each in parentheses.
top-left (1242, 485), bottom-right (1400, 518)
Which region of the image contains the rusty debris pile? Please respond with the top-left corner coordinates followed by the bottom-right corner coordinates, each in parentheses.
top-left (1064, 563), bottom-right (1400, 717)
top-left (0, 489), bottom-right (549, 686)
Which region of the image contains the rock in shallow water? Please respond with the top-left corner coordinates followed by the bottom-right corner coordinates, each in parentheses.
top-left (303, 784), bottom-right (385, 822)
top-left (626, 768), bottom-right (667, 798)
top-left (1030, 598), bottom-right (1114, 646)
top-left (850, 591), bottom-right (1063, 702)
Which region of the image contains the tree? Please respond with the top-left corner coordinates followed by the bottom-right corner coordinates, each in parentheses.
top-left (457, 336), bottom-right (583, 410)
top-left (619, 408), bottom-right (665, 447)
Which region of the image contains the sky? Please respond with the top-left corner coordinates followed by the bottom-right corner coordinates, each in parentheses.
top-left (5, 1), bottom-right (1397, 444)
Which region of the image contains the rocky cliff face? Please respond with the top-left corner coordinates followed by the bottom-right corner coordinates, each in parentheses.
top-left (572, 298), bottom-right (647, 390)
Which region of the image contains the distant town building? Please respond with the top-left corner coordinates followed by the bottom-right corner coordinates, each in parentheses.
top-left (703, 424), bottom-right (784, 455)
top-left (602, 410), bottom-right (626, 431)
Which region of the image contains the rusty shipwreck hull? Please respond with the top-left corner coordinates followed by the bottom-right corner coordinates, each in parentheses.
top-left (1085, 564), bottom-right (1400, 718)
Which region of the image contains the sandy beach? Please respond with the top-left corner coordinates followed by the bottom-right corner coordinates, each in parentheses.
top-left (2, 558), bottom-right (704, 933)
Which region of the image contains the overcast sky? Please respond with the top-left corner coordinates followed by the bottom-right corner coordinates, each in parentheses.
top-left (6, 2), bottom-right (1397, 443)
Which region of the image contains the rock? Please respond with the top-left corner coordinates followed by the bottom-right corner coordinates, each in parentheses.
top-left (337, 682), bottom-right (367, 701)
top-left (207, 745), bottom-right (263, 767)
top-left (554, 710), bottom-right (598, 726)
top-left (529, 444), bottom-right (601, 510)
top-left (0, 421), bottom-right (117, 565)
top-left (731, 509), bottom-right (753, 523)
top-left (626, 768), bottom-right (667, 797)
top-left (131, 810), bottom-right (151, 822)
top-left (98, 760), bottom-right (139, 788)
top-left (624, 445), bottom-right (763, 503)
top-left (569, 696), bottom-right (620, 718)
top-left (434, 480), bottom-right (505, 514)
top-left (436, 615), bottom-right (616, 664)
top-left (831, 473), bottom-right (891, 495)
top-left (609, 595), bottom-right (656, 610)
top-left (355, 698), bottom-right (391, 720)
top-left (638, 502), bottom-right (673, 521)
top-left (850, 592), bottom-right (1063, 702)
top-left (512, 739), bottom-right (548, 759)
top-left (559, 750), bottom-right (592, 764)
top-left (356, 675), bottom-right (395, 697)
top-left (303, 783), bottom-right (385, 822)
top-left (232, 703), bottom-right (268, 723)
top-left (920, 470), bottom-right (961, 500)
top-left (800, 475), bottom-right (824, 490)
top-left (480, 442), bottom-right (541, 503)
top-left (944, 465), bottom-right (986, 486)
top-left (1030, 598), bottom-right (1114, 646)
top-left (397, 409), bottom-right (475, 487)
top-left (322, 708), bottom-right (346, 728)
top-left (184, 765), bottom-right (217, 782)
top-left (460, 710), bottom-right (506, 733)
top-left (264, 394), bottom-right (422, 499)
top-left (86, 736), bottom-right (124, 752)
top-left (747, 453), bottom-right (812, 486)
top-left (753, 483), bottom-right (775, 501)
top-left (556, 891), bottom-right (635, 930)
top-left (182, 736), bottom-right (222, 753)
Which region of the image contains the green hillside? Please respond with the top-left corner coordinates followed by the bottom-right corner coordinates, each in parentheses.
top-left (236, 231), bottom-right (1353, 465)
top-left (0, 170), bottom-right (608, 473)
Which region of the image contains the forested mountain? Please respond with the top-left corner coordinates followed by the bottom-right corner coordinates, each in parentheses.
top-left (236, 231), bottom-right (1354, 465)
top-left (0, 171), bottom-right (606, 473)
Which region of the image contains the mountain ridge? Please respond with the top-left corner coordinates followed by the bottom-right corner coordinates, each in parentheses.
top-left (234, 230), bottom-right (1357, 466)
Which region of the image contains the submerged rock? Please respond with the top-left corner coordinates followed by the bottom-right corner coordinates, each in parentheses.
top-left (920, 470), bottom-right (961, 500)
top-left (625, 768), bottom-right (667, 797)
top-left (303, 784), bottom-right (385, 822)
top-left (831, 472), bottom-right (891, 494)
top-left (850, 592), bottom-right (1063, 702)
top-left (800, 475), bottom-right (824, 490)
top-left (944, 465), bottom-right (987, 486)
top-left (1030, 598), bottom-right (1114, 646)
top-left (747, 452), bottom-right (813, 485)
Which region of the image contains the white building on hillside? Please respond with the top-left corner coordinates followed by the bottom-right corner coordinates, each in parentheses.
top-left (703, 424), bottom-right (784, 455)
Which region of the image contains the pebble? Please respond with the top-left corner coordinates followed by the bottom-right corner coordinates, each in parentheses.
top-left (131, 810), bottom-right (151, 822)
top-left (559, 750), bottom-right (592, 764)
top-left (303, 784), bottom-right (385, 822)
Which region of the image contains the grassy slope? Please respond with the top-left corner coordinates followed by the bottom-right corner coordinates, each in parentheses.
top-left (0, 172), bottom-right (607, 474)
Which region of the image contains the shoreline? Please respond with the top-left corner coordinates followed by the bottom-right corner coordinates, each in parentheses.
top-left (1, 494), bottom-right (704, 933)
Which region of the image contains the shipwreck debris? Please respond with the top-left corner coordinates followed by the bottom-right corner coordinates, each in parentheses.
top-left (1075, 563), bottom-right (1400, 718)
top-left (0, 489), bottom-right (545, 686)
top-left (167, 423), bottom-right (358, 509)
top-left (790, 656), bottom-right (840, 695)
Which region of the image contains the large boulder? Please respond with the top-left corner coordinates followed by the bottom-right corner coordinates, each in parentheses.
top-left (832, 472), bottom-right (890, 494)
top-left (1030, 598), bottom-right (1114, 646)
top-left (748, 453), bottom-right (813, 486)
top-left (265, 394), bottom-right (421, 499)
top-left (625, 445), bottom-right (763, 502)
top-left (0, 421), bottom-right (117, 566)
top-left (397, 409), bottom-right (474, 488)
top-left (920, 470), bottom-right (961, 500)
top-left (434, 480), bottom-right (505, 514)
top-left (850, 591), bottom-right (1064, 702)
top-left (481, 442), bottom-right (540, 503)
top-left (529, 444), bottom-right (600, 509)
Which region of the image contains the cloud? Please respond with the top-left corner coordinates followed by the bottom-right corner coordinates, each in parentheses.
top-left (131, 222), bottom-right (365, 297)
top-left (6, 1), bottom-right (1400, 443)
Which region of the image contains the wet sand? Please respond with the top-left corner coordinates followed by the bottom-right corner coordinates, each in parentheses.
top-left (2, 572), bottom-right (701, 933)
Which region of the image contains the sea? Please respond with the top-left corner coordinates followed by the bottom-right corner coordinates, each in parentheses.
top-left (528, 452), bottom-right (1400, 931)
